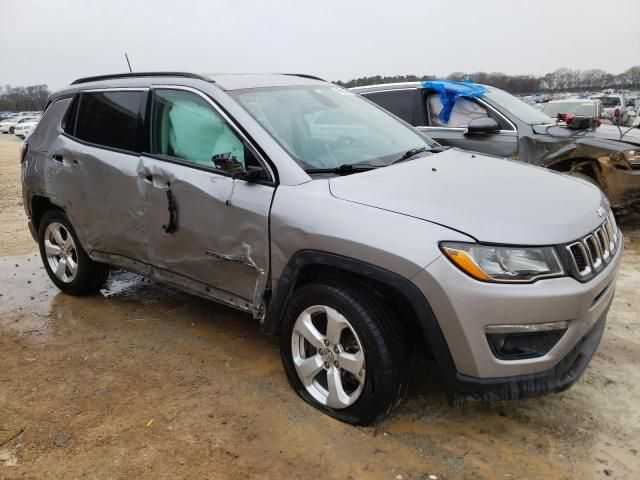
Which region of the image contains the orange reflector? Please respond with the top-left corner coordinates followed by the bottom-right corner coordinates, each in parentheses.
top-left (442, 247), bottom-right (491, 281)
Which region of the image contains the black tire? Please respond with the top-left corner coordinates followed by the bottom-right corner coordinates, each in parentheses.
top-left (38, 209), bottom-right (109, 295)
top-left (279, 282), bottom-right (408, 425)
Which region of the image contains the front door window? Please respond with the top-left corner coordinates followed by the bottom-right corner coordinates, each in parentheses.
top-left (427, 94), bottom-right (489, 128)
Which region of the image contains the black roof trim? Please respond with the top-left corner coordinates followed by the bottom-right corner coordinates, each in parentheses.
top-left (282, 73), bottom-right (326, 82)
top-left (71, 72), bottom-right (212, 85)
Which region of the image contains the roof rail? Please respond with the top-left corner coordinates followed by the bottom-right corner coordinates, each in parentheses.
top-left (282, 73), bottom-right (326, 82)
top-left (71, 72), bottom-right (212, 85)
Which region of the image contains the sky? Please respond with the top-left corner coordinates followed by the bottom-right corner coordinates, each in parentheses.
top-left (1, 0), bottom-right (639, 90)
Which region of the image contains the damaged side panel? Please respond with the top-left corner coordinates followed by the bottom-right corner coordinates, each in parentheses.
top-left (42, 135), bottom-right (148, 262)
top-left (516, 132), bottom-right (640, 208)
top-left (139, 156), bottom-right (273, 317)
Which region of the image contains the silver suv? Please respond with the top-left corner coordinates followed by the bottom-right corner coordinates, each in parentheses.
top-left (21, 72), bottom-right (622, 425)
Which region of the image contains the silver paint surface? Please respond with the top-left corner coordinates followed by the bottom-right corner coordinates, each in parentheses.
top-left (329, 148), bottom-right (609, 246)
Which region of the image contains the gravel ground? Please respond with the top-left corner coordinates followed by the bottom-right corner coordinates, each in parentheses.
top-left (0, 134), bottom-right (638, 479)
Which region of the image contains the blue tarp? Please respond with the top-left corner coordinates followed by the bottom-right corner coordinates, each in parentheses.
top-left (421, 80), bottom-right (488, 124)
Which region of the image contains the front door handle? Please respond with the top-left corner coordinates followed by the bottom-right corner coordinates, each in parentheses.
top-left (52, 154), bottom-right (63, 162)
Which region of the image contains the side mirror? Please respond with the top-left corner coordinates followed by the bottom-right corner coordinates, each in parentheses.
top-left (465, 117), bottom-right (500, 135)
top-left (233, 165), bottom-right (266, 182)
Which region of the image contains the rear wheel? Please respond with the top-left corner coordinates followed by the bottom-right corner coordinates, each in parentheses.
top-left (38, 210), bottom-right (109, 295)
top-left (279, 282), bottom-right (408, 425)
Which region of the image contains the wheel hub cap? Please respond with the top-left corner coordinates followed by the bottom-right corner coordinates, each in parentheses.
top-left (43, 222), bottom-right (78, 284)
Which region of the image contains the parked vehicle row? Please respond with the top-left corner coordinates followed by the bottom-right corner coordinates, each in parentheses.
top-left (21, 72), bottom-right (622, 425)
top-left (0, 113), bottom-right (41, 137)
top-left (0, 110), bottom-right (41, 120)
top-left (526, 91), bottom-right (639, 126)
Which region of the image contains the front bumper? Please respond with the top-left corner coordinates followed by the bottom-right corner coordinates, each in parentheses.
top-left (412, 236), bottom-right (621, 392)
top-left (451, 302), bottom-right (609, 401)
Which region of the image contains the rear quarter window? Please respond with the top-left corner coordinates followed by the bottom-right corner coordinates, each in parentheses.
top-left (74, 91), bottom-right (144, 152)
top-left (27, 97), bottom-right (73, 152)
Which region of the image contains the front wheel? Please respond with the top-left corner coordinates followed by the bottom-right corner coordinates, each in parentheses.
top-left (38, 209), bottom-right (109, 295)
top-left (279, 283), bottom-right (408, 425)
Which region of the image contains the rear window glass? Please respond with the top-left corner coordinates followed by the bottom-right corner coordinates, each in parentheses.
top-left (62, 96), bottom-right (79, 134)
top-left (595, 96), bottom-right (622, 107)
top-left (364, 90), bottom-right (418, 125)
top-left (75, 91), bottom-right (143, 151)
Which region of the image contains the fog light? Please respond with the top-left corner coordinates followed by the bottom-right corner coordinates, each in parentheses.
top-left (485, 322), bottom-right (568, 360)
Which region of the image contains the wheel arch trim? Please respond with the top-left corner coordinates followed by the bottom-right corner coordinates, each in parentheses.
top-left (264, 250), bottom-right (459, 386)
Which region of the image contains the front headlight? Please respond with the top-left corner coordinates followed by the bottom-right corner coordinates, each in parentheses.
top-left (623, 149), bottom-right (640, 167)
top-left (440, 242), bottom-right (565, 283)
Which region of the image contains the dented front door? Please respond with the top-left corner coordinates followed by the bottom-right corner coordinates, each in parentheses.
top-left (139, 156), bottom-right (274, 311)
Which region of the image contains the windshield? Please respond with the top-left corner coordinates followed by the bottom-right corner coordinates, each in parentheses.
top-left (232, 85), bottom-right (436, 170)
top-left (483, 86), bottom-right (553, 125)
top-left (542, 102), bottom-right (597, 117)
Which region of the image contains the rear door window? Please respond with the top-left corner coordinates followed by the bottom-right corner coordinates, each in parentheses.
top-left (364, 90), bottom-right (418, 125)
top-left (74, 91), bottom-right (144, 152)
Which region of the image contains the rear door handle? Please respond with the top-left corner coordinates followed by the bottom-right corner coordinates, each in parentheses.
top-left (52, 154), bottom-right (63, 162)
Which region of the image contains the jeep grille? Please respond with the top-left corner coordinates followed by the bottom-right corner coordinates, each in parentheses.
top-left (566, 213), bottom-right (619, 279)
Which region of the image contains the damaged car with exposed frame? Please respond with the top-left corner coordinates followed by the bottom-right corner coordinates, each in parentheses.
top-left (22, 72), bottom-right (622, 425)
top-left (353, 80), bottom-right (640, 210)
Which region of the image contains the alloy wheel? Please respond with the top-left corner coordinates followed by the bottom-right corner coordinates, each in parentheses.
top-left (44, 222), bottom-right (78, 283)
top-left (291, 305), bottom-right (366, 409)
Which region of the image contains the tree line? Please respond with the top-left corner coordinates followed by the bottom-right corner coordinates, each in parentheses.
top-left (0, 84), bottom-right (51, 112)
top-left (2, 65), bottom-right (639, 111)
top-left (336, 65), bottom-right (640, 94)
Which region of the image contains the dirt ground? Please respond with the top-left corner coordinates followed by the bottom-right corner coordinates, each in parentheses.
top-left (0, 134), bottom-right (638, 480)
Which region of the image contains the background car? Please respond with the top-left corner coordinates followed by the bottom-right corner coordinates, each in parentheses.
top-left (592, 95), bottom-right (636, 125)
top-left (541, 99), bottom-right (604, 119)
top-left (353, 81), bottom-right (640, 209)
top-left (14, 118), bottom-right (39, 139)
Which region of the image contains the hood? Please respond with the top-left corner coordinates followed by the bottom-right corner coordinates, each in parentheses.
top-left (329, 149), bottom-right (608, 245)
top-left (533, 123), bottom-right (640, 148)
top-left (587, 124), bottom-right (640, 146)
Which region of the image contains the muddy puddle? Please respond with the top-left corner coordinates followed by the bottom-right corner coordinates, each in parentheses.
top-left (1, 250), bottom-right (638, 479)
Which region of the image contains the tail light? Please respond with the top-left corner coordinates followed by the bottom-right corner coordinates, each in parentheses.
top-left (20, 142), bottom-right (28, 163)
top-left (614, 107), bottom-right (621, 117)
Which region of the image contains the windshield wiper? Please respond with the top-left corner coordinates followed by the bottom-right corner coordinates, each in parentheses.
top-left (388, 146), bottom-right (448, 166)
top-left (304, 163), bottom-right (379, 175)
